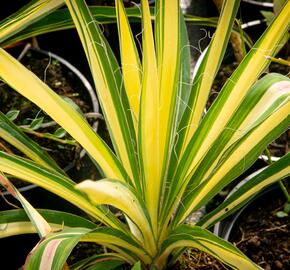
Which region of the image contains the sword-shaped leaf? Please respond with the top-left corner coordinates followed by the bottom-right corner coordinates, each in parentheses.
top-left (76, 179), bottom-right (156, 256)
top-left (116, 0), bottom-right (142, 122)
top-left (177, 0), bottom-right (241, 157)
top-left (24, 227), bottom-right (90, 270)
top-left (175, 95), bottom-right (289, 224)
top-left (0, 209), bottom-right (98, 239)
top-left (155, 0), bottom-right (181, 218)
top-left (138, 0), bottom-right (159, 235)
top-left (161, 0), bottom-right (241, 225)
top-left (161, 2), bottom-right (290, 226)
top-left (155, 225), bottom-right (262, 270)
top-left (176, 1), bottom-right (290, 184)
top-left (64, 0), bottom-right (139, 185)
top-left (0, 0), bottom-right (63, 43)
top-left (198, 153), bottom-right (290, 229)
top-left (0, 151), bottom-right (126, 230)
top-left (0, 111), bottom-right (63, 174)
top-left (1, 5), bottom-right (252, 48)
top-left (0, 173), bottom-right (51, 238)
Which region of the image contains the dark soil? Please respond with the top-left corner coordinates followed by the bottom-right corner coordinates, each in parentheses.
top-left (0, 49), bottom-right (93, 170)
top-left (174, 248), bottom-right (227, 270)
top-left (229, 188), bottom-right (290, 270)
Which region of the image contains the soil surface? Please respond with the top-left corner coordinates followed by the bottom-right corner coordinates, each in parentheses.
top-left (174, 249), bottom-right (227, 270)
top-left (229, 188), bottom-right (290, 270)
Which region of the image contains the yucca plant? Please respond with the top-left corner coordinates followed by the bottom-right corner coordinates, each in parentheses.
top-left (0, 0), bottom-right (289, 269)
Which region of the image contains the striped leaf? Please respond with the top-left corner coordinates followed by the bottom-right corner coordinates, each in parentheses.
top-left (64, 0), bottom-right (139, 185)
top-left (81, 227), bottom-right (151, 264)
top-left (1, 6), bottom-right (252, 48)
top-left (0, 151), bottom-right (126, 230)
top-left (0, 0), bottom-right (63, 43)
top-left (161, 0), bottom-right (241, 225)
top-left (0, 7), bottom-right (142, 46)
top-left (174, 97), bottom-right (290, 224)
top-left (76, 179), bottom-right (156, 256)
top-left (0, 111), bottom-right (63, 174)
top-left (0, 173), bottom-right (51, 238)
top-left (155, 225), bottom-right (262, 269)
top-left (0, 212), bottom-right (130, 268)
top-left (0, 209), bottom-right (98, 239)
top-left (70, 254), bottom-right (125, 270)
top-left (138, 0), bottom-right (159, 234)
top-left (176, 0), bottom-right (290, 185)
top-left (162, 1), bottom-right (290, 226)
top-left (177, 0), bottom-right (241, 157)
top-left (155, 0), bottom-right (181, 220)
top-left (165, 10), bottom-right (191, 186)
top-left (0, 47), bottom-right (126, 181)
top-left (189, 74), bottom-right (290, 186)
top-left (176, 13), bottom-right (191, 122)
top-left (198, 153), bottom-right (290, 229)
top-left (116, 0), bottom-right (142, 123)
top-left (24, 227), bottom-right (90, 270)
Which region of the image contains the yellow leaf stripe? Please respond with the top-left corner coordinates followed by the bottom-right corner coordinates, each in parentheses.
top-left (116, 0), bottom-right (142, 123)
top-left (65, 0), bottom-right (138, 184)
top-left (181, 0), bottom-right (237, 154)
top-left (0, 0), bottom-right (63, 43)
top-left (139, 0), bottom-right (159, 237)
top-left (157, 0), bottom-right (180, 206)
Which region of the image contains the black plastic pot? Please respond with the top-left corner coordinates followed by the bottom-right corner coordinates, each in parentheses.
top-left (214, 182), bottom-right (272, 241)
top-left (214, 173), bottom-right (282, 240)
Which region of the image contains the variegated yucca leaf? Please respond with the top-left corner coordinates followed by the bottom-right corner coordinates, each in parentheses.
top-left (70, 254), bottom-right (125, 270)
top-left (0, 151), bottom-right (127, 231)
top-left (75, 179), bottom-right (156, 255)
top-left (64, 0), bottom-right (139, 187)
top-left (0, 173), bottom-right (51, 238)
top-left (178, 1), bottom-right (241, 155)
top-left (160, 0), bottom-right (242, 227)
top-left (0, 209), bottom-right (97, 238)
top-left (156, 225), bottom-right (262, 269)
top-left (172, 75), bottom-right (290, 225)
top-left (160, 1), bottom-right (290, 227)
top-left (24, 227), bottom-right (90, 270)
top-left (0, 0), bottom-right (289, 269)
top-left (0, 111), bottom-right (63, 174)
top-left (115, 1), bottom-right (141, 123)
top-left (0, 0), bottom-right (64, 43)
top-left (198, 153), bottom-right (290, 229)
